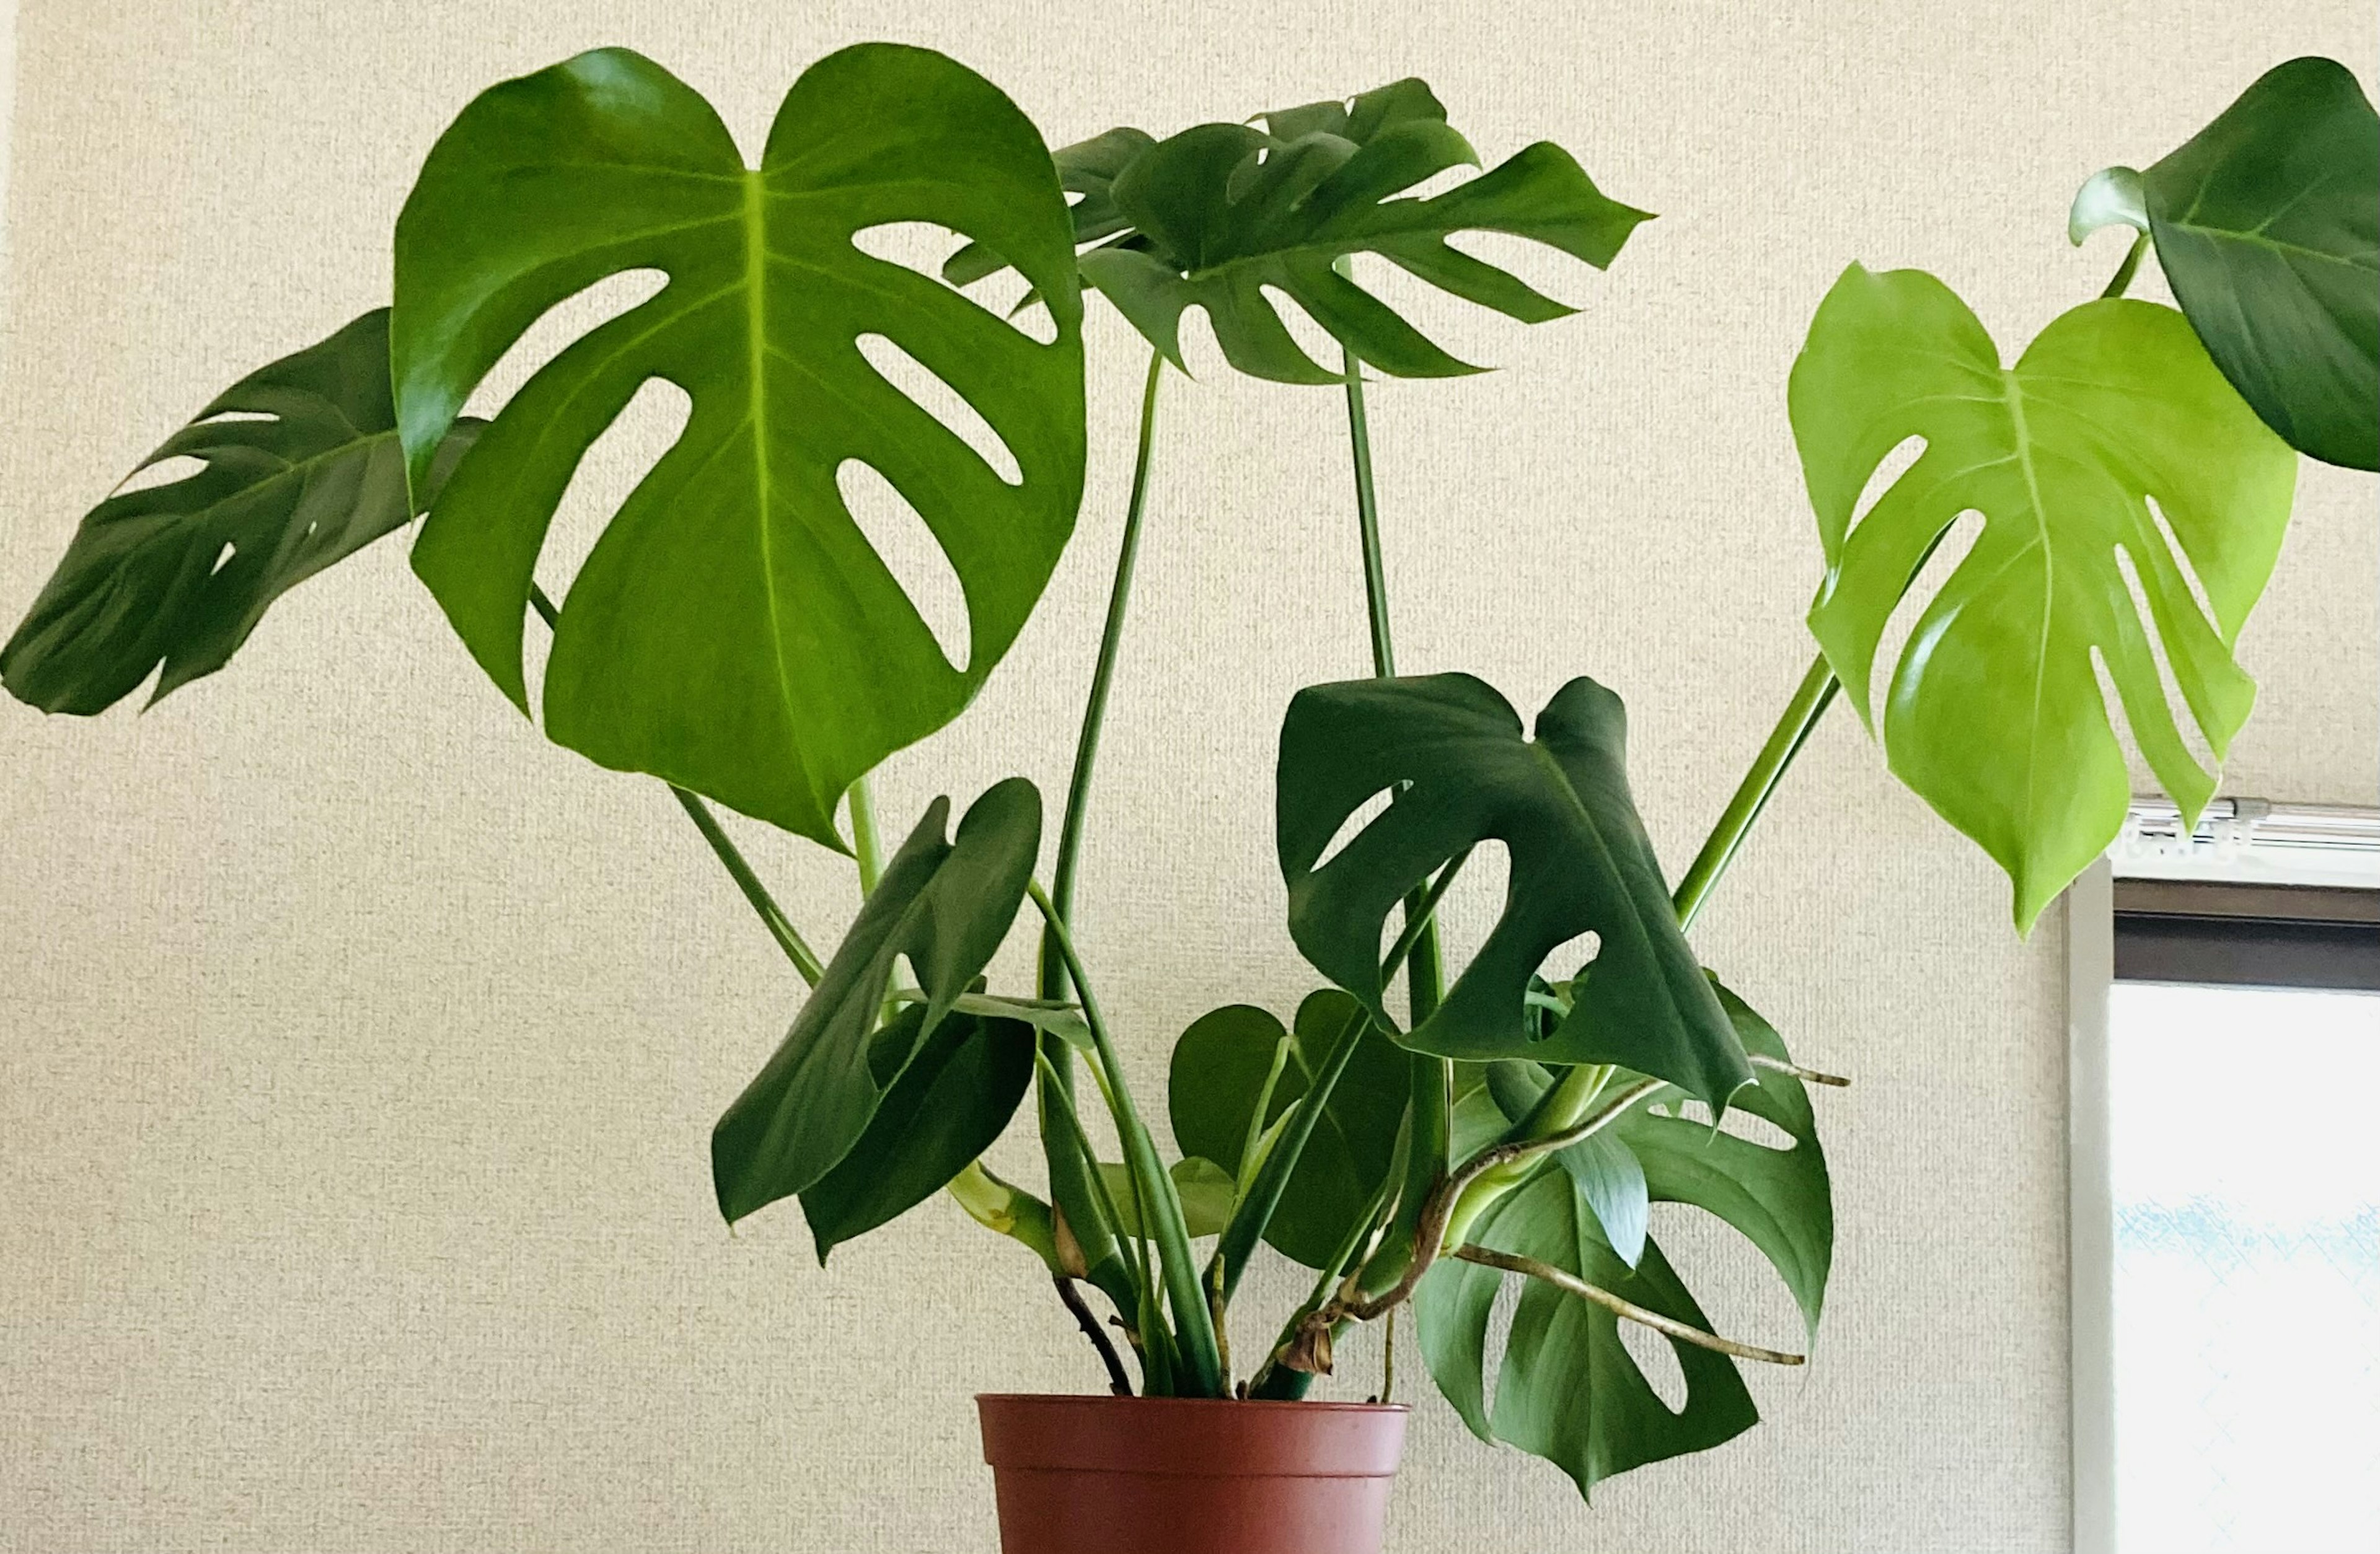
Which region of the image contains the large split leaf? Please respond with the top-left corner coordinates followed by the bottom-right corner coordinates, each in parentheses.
top-left (2142, 56), bottom-right (2379, 470)
top-left (798, 1006), bottom-right (1036, 1262)
top-left (2, 311), bottom-right (477, 714)
top-left (392, 45), bottom-right (1086, 846)
top-left (1065, 79), bottom-right (1649, 383)
top-left (1414, 1169), bottom-right (1758, 1499)
top-left (1167, 990), bottom-right (1409, 1268)
top-left (711, 778), bottom-right (1041, 1224)
top-left (1277, 673), bottom-right (1751, 1107)
top-left (1791, 268), bottom-right (2297, 931)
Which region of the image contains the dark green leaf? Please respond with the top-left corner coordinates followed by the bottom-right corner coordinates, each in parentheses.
top-left (1277, 673), bottom-right (1752, 1107)
top-left (711, 778), bottom-right (1041, 1223)
top-left (2142, 56), bottom-right (2379, 470)
top-left (1167, 990), bottom-right (1408, 1267)
top-left (392, 46), bottom-right (1086, 846)
top-left (1478, 1056), bottom-right (1647, 1267)
top-left (1414, 1170), bottom-right (1758, 1498)
top-left (1097, 1157), bottom-right (1238, 1239)
top-left (1792, 267), bottom-right (2298, 930)
top-left (2, 310), bottom-right (477, 714)
top-left (798, 1008), bottom-right (1035, 1260)
top-left (945, 126), bottom-right (1158, 288)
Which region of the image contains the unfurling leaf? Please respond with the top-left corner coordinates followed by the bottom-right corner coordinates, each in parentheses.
top-left (711, 779), bottom-right (1041, 1224)
top-left (1277, 673), bottom-right (1752, 1108)
top-left (1791, 266), bottom-right (2297, 930)
top-left (2, 310), bottom-right (476, 714)
top-left (392, 45), bottom-right (1086, 846)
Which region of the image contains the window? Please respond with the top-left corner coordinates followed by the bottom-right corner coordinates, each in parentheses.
top-left (2070, 802), bottom-right (2380, 1554)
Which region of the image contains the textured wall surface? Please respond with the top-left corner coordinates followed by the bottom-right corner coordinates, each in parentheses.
top-left (1, 4), bottom-right (2372, 1551)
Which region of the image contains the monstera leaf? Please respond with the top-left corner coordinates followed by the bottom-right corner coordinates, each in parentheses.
top-left (1277, 673), bottom-right (1752, 1107)
top-left (1167, 990), bottom-right (1409, 1268)
top-left (945, 126), bottom-right (1157, 288)
top-left (1415, 1170), bottom-right (1758, 1498)
top-left (2, 311), bottom-right (477, 714)
top-left (1791, 267), bottom-right (2297, 930)
top-left (392, 45), bottom-right (1086, 847)
top-left (1064, 79), bottom-right (1649, 383)
top-left (2121, 58), bottom-right (2376, 470)
top-left (798, 1006), bottom-right (1036, 1261)
top-left (712, 779), bottom-right (1041, 1224)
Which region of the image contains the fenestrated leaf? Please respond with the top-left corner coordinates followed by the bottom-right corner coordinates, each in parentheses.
top-left (1615, 981), bottom-right (1832, 1338)
top-left (1792, 268), bottom-right (2298, 931)
top-left (1479, 1059), bottom-right (1647, 1267)
top-left (2141, 56), bottom-right (2379, 470)
top-left (1074, 83), bottom-right (1649, 384)
top-left (1096, 1157), bottom-right (1238, 1239)
top-left (392, 46), bottom-right (1086, 847)
top-left (1414, 1169), bottom-right (1758, 1499)
top-left (1277, 673), bottom-right (1752, 1107)
top-left (798, 1007), bottom-right (1036, 1260)
top-left (711, 778), bottom-right (1041, 1224)
top-left (1167, 990), bottom-right (1409, 1267)
top-left (2, 310), bottom-right (477, 714)
top-left (945, 127), bottom-right (1157, 288)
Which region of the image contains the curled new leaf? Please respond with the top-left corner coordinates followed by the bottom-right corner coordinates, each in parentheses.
top-left (1276, 672), bottom-right (1752, 1108)
top-left (711, 778), bottom-right (1041, 1224)
top-left (393, 45), bottom-right (1086, 846)
top-left (2, 310), bottom-right (477, 714)
top-left (1791, 266), bottom-right (2297, 929)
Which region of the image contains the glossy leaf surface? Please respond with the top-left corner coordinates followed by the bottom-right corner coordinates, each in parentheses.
top-left (711, 779), bottom-right (1041, 1223)
top-left (2, 310), bottom-right (475, 714)
top-left (1277, 673), bottom-right (1751, 1107)
top-left (394, 46), bottom-right (1085, 845)
top-left (2143, 56), bottom-right (2379, 470)
top-left (1792, 268), bottom-right (2296, 929)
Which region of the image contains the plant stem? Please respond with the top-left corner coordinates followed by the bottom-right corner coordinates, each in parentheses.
top-left (1670, 654), bottom-right (1840, 933)
top-left (1449, 1246), bottom-right (1805, 1364)
top-left (1054, 1275), bottom-right (1135, 1395)
top-left (1028, 883), bottom-right (1225, 1397)
top-left (2102, 231), bottom-right (2150, 299)
top-left (1212, 1003), bottom-right (1370, 1304)
top-left (846, 776), bottom-right (885, 897)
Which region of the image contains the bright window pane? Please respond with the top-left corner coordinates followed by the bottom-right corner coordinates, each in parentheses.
top-left (2109, 982), bottom-right (2380, 1553)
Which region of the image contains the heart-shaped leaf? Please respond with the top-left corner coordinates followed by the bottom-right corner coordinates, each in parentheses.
top-left (1792, 267), bottom-right (2297, 930)
top-left (1096, 1157), bottom-right (1239, 1239)
top-left (1167, 990), bottom-right (1409, 1268)
top-left (1070, 82), bottom-right (1649, 384)
top-left (711, 778), bottom-right (1041, 1224)
top-left (393, 45), bottom-right (1086, 846)
top-left (1277, 672), bottom-right (1752, 1107)
top-left (798, 1006), bottom-right (1036, 1261)
top-left (1414, 1169), bottom-right (1758, 1499)
top-left (2, 310), bottom-right (477, 714)
top-left (2141, 56), bottom-right (2379, 470)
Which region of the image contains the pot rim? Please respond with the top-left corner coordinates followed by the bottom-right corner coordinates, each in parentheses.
top-left (975, 1392), bottom-right (1409, 1414)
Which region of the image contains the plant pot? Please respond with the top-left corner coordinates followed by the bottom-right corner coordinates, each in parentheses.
top-left (977, 1394), bottom-right (1408, 1554)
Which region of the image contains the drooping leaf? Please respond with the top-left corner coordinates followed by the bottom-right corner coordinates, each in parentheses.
top-left (710, 778), bottom-right (1041, 1223)
top-left (1615, 981), bottom-right (1832, 1338)
top-left (1096, 1156), bottom-right (1239, 1239)
top-left (2141, 56), bottom-right (2379, 470)
top-left (1791, 267), bottom-right (2297, 930)
top-left (1414, 1169), bottom-right (1758, 1499)
top-left (2, 310), bottom-right (477, 714)
top-left (1277, 673), bottom-right (1752, 1107)
top-left (798, 1007), bottom-right (1036, 1260)
top-left (1167, 990), bottom-right (1409, 1267)
top-left (1072, 83), bottom-right (1649, 383)
top-left (944, 126), bottom-right (1158, 288)
top-left (392, 46), bottom-right (1086, 846)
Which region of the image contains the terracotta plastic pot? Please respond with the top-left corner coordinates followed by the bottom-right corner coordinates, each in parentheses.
top-left (977, 1394), bottom-right (1408, 1554)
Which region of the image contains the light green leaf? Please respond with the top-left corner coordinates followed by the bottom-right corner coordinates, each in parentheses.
top-left (2067, 165), bottom-right (2148, 245)
top-left (2142, 56), bottom-right (2379, 470)
top-left (1167, 990), bottom-right (1409, 1267)
top-left (1277, 673), bottom-right (1752, 1107)
top-left (710, 778), bottom-right (1041, 1223)
top-left (1791, 266), bottom-right (2297, 930)
top-left (2, 310), bottom-right (477, 714)
top-left (1414, 1170), bottom-right (1758, 1498)
top-left (392, 45), bottom-right (1085, 846)
top-left (798, 1008), bottom-right (1036, 1260)
top-left (1098, 1157), bottom-right (1239, 1239)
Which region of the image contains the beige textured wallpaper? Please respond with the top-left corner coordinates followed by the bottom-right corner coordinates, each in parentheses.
top-left (2, 2), bottom-right (2373, 1550)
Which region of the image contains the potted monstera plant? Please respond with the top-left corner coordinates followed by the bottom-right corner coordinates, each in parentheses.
top-left (5, 40), bottom-right (2371, 1554)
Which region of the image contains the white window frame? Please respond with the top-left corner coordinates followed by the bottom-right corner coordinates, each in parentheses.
top-left (2067, 797), bottom-right (2380, 1554)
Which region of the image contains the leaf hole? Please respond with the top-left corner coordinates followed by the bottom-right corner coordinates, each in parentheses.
top-left (836, 459), bottom-right (972, 674)
top-left (208, 541), bottom-right (237, 577)
top-left (2140, 495), bottom-right (2223, 639)
top-left (855, 333), bottom-right (1023, 486)
top-left (193, 408), bottom-right (275, 425)
top-left (1439, 229), bottom-right (1584, 305)
top-left (1874, 507), bottom-right (1981, 719)
top-left (1396, 164), bottom-right (1476, 203)
top-left (852, 222), bottom-right (1057, 347)
top-left (1846, 434), bottom-right (1926, 540)
top-left (1618, 1309), bottom-right (1690, 1413)
top-left (463, 268), bottom-right (669, 422)
top-left (1540, 929), bottom-right (1602, 986)
top-left (1714, 1106), bottom-right (1797, 1152)
top-left (112, 454), bottom-right (209, 497)
top-left (1256, 284), bottom-right (1341, 377)
top-left (1345, 252), bottom-right (1493, 366)
top-left (1433, 840), bottom-right (1510, 972)
top-left (1313, 786), bottom-right (1396, 876)
top-left (2110, 545), bottom-right (2218, 779)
